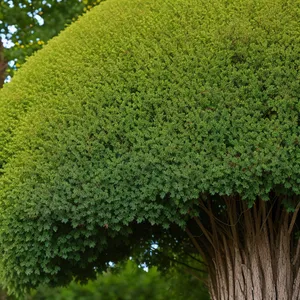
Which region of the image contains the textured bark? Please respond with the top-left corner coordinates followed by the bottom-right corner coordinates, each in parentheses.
top-left (187, 197), bottom-right (300, 300)
top-left (0, 287), bottom-right (7, 300)
top-left (0, 39), bottom-right (8, 88)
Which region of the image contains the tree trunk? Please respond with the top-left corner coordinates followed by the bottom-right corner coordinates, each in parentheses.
top-left (186, 196), bottom-right (300, 300)
top-left (0, 39), bottom-right (8, 88)
top-left (0, 289), bottom-right (7, 300)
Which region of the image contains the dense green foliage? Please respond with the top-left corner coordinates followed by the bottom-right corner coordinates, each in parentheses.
top-left (0, 0), bottom-right (299, 295)
top-left (31, 261), bottom-right (169, 300)
top-left (30, 260), bottom-right (209, 300)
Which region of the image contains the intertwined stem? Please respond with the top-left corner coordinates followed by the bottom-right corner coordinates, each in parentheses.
top-left (187, 196), bottom-right (300, 300)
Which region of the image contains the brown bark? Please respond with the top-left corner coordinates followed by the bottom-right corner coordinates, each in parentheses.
top-left (0, 287), bottom-right (7, 300)
top-left (187, 196), bottom-right (300, 300)
top-left (0, 39), bottom-right (8, 88)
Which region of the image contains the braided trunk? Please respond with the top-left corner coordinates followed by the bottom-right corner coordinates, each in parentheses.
top-left (186, 197), bottom-right (300, 300)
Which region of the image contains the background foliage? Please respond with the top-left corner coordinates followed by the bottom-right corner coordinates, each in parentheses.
top-left (30, 260), bottom-right (209, 300)
top-left (0, 0), bottom-right (102, 83)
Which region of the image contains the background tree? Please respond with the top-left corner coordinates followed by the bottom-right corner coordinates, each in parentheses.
top-left (0, 0), bottom-right (299, 299)
top-left (0, 0), bottom-right (102, 87)
top-left (30, 260), bottom-right (209, 300)
top-left (0, 39), bottom-right (7, 88)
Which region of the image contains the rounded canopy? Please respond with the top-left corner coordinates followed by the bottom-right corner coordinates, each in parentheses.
top-left (0, 0), bottom-right (299, 293)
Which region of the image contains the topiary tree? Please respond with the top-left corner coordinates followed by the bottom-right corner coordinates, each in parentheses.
top-left (0, 0), bottom-right (299, 298)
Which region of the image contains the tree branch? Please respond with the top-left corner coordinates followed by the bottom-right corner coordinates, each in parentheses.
top-left (150, 246), bottom-right (207, 274)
